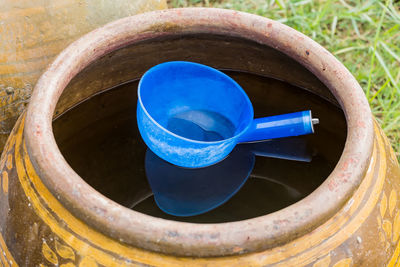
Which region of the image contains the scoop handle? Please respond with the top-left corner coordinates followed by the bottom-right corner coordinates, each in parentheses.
top-left (238, 110), bottom-right (316, 143)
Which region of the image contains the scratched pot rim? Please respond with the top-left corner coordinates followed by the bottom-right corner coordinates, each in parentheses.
top-left (24, 8), bottom-right (374, 257)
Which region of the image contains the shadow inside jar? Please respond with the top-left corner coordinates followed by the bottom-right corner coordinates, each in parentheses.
top-left (141, 137), bottom-right (311, 217)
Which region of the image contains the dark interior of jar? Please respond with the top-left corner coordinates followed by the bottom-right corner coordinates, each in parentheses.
top-left (52, 34), bottom-right (347, 223)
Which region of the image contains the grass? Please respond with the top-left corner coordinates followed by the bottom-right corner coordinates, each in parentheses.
top-left (169, 0), bottom-right (400, 159)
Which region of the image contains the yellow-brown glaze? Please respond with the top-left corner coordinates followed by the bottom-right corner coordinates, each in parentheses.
top-left (0, 0), bottom-right (167, 150)
top-left (0, 113), bottom-right (399, 265)
top-left (0, 6), bottom-right (398, 265)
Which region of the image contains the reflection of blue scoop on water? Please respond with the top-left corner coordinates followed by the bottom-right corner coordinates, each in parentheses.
top-left (137, 61), bottom-right (319, 168)
top-left (145, 137), bottom-right (311, 217)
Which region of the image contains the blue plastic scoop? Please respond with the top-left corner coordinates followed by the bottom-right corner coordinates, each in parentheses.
top-left (137, 61), bottom-right (318, 168)
top-left (145, 137), bottom-right (311, 216)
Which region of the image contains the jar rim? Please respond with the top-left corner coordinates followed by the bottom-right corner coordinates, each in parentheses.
top-left (24, 7), bottom-right (374, 257)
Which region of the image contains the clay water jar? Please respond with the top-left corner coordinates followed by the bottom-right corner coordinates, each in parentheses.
top-left (0, 8), bottom-right (399, 266)
top-left (0, 0), bottom-right (167, 150)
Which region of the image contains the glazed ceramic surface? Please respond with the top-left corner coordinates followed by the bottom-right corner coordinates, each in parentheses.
top-left (0, 0), bottom-right (167, 149)
top-left (0, 8), bottom-right (399, 266)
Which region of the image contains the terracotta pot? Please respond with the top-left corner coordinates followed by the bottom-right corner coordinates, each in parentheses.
top-left (0, 0), bottom-right (167, 150)
top-left (0, 8), bottom-right (399, 266)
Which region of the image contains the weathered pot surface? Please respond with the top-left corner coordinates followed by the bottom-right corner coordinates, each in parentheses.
top-left (0, 0), bottom-right (167, 150)
top-left (0, 7), bottom-right (399, 266)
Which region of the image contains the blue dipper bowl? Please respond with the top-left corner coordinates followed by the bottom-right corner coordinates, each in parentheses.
top-left (137, 61), bottom-right (317, 168)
